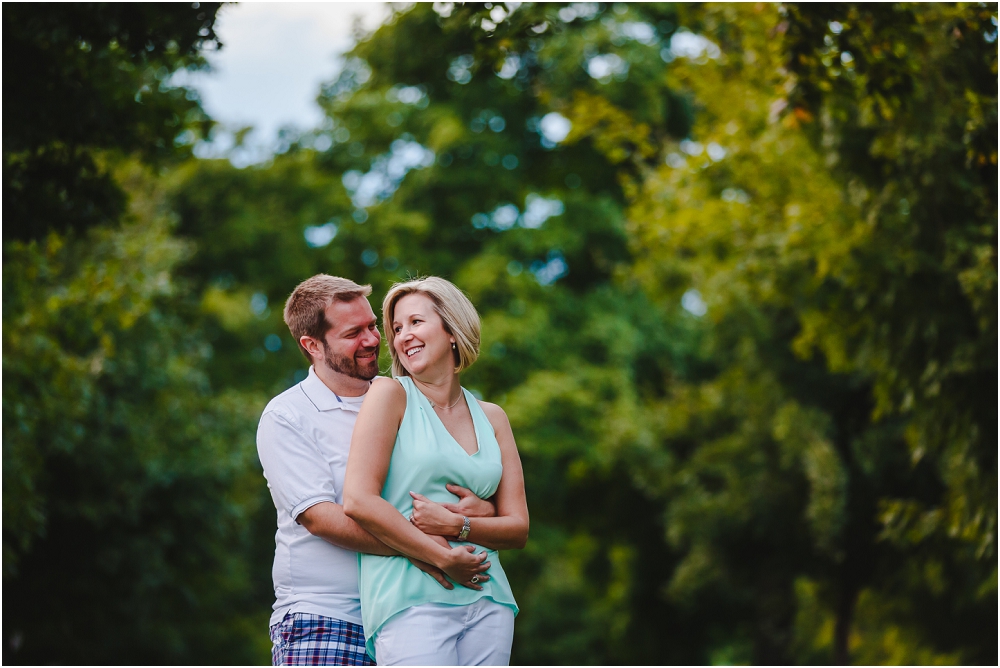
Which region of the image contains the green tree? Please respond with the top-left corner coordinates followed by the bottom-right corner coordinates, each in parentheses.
top-left (165, 3), bottom-right (995, 663)
top-left (164, 3), bottom-right (720, 664)
top-left (2, 2), bottom-right (220, 242)
top-left (14, 2), bottom-right (988, 664)
top-left (3, 4), bottom-right (274, 663)
top-left (618, 2), bottom-right (996, 663)
top-left (3, 165), bottom-right (272, 664)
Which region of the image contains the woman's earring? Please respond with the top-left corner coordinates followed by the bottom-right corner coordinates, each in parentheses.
top-left (451, 342), bottom-right (457, 350)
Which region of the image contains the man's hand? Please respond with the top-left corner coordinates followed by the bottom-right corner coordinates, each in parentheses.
top-left (408, 557), bottom-right (454, 590)
top-left (440, 483), bottom-right (496, 518)
top-left (410, 491), bottom-right (463, 537)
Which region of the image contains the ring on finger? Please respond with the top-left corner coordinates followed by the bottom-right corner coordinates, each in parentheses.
top-left (471, 575), bottom-right (480, 584)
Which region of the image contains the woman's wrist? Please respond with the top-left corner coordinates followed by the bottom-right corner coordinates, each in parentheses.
top-left (451, 513), bottom-right (467, 537)
top-left (456, 515), bottom-right (471, 541)
top-left (432, 542), bottom-right (457, 570)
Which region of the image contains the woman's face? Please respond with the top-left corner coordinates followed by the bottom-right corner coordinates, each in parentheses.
top-left (392, 292), bottom-right (455, 376)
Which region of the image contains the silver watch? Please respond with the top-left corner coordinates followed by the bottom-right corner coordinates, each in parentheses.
top-left (457, 516), bottom-right (471, 541)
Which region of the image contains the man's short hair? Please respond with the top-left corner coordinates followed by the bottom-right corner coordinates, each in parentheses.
top-left (381, 276), bottom-right (480, 378)
top-left (284, 275), bottom-right (372, 361)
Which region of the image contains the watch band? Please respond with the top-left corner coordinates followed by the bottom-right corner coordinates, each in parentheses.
top-left (457, 516), bottom-right (471, 541)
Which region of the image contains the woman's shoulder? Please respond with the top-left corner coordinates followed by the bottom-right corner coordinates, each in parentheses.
top-left (366, 376), bottom-right (407, 404)
top-left (475, 399), bottom-right (511, 432)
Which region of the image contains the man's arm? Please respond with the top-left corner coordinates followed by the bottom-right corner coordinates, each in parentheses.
top-left (297, 501), bottom-right (397, 555)
top-left (299, 502), bottom-right (456, 589)
top-left (298, 490), bottom-right (492, 553)
top-left (257, 409), bottom-right (400, 556)
top-left (257, 407), bottom-right (482, 587)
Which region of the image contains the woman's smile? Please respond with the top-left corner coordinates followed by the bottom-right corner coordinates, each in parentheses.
top-left (392, 292), bottom-right (457, 375)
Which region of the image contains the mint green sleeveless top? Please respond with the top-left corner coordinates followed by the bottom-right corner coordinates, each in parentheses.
top-left (358, 376), bottom-right (519, 660)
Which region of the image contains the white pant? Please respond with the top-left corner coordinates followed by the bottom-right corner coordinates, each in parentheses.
top-left (374, 598), bottom-right (514, 666)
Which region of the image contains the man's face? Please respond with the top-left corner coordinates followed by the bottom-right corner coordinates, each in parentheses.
top-left (318, 297), bottom-right (381, 381)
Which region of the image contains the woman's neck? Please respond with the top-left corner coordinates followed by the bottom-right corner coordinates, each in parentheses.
top-left (412, 372), bottom-right (462, 409)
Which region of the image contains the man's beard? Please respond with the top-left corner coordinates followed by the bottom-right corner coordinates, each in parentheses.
top-left (322, 343), bottom-right (379, 381)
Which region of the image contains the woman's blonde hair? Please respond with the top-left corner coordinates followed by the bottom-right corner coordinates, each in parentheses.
top-left (382, 276), bottom-right (480, 378)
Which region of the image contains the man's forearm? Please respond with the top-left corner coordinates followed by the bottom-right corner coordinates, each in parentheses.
top-left (298, 501), bottom-right (398, 556)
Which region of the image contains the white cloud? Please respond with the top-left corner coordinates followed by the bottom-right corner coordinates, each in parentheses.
top-left (586, 53), bottom-right (629, 81)
top-left (681, 289), bottom-right (707, 316)
top-left (670, 30), bottom-right (721, 60)
top-left (619, 21), bottom-right (657, 45)
top-left (304, 222), bottom-right (338, 248)
top-left (342, 139), bottom-right (435, 209)
top-left (532, 252), bottom-right (569, 286)
top-left (497, 53), bottom-right (521, 80)
top-left (178, 3), bottom-right (390, 161)
top-left (539, 112), bottom-right (572, 145)
top-left (707, 142), bottom-right (727, 161)
top-left (522, 194), bottom-right (564, 228)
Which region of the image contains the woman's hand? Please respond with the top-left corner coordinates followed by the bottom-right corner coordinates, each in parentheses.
top-left (439, 544), bottom-right (492, 590)
top-left (410, 491), bottom-right (464, 537)
top-left (440, 484), bottom-right (497, 518)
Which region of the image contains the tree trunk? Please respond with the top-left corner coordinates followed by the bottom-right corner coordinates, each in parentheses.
top-left (833, 584), bottom-right (858, 665)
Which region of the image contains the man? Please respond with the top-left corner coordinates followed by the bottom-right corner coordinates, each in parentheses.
top-left (257, 275), bottom-right (491, 666)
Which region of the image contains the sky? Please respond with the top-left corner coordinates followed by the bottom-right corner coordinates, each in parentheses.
top-left (180, 2), bottom-right (391, 165)
top-left (178, 3), bottom-right (719, 167)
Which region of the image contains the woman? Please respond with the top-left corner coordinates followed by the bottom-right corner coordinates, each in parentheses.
top-left (343, 276), bottom-right (528, 665)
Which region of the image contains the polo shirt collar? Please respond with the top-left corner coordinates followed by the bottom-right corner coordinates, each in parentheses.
top-left (300, 366), bottom-right (365, 413)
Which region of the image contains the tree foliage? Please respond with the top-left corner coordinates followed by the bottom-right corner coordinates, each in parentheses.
top-left (3, 2), bottom-right (996, 665)
top-left (2, 2), bottom-right (221, 242)
top-left (622, 3), bottom-right (997, 663)
top-left (3, 4), bottom-right (272, 664)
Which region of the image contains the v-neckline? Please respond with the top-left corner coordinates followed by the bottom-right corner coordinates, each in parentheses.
top-left (418, 386), bottom-right (481, 457)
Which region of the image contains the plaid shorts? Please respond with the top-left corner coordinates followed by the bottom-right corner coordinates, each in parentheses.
top-left (270, 612), bottom-right (375, 666)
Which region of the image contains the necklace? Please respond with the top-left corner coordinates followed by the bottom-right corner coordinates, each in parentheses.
top-left (430, 393), bottom-right (463, 410)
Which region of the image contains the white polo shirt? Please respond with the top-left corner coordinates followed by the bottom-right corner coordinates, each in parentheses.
top-left (256, 366), bottom-right (368, 627)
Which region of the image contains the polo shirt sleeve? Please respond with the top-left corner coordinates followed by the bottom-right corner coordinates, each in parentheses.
top-left (256, 408), bottom-right (338, 521)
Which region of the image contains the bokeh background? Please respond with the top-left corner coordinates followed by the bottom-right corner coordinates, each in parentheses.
top-left (3, 2), bottom-right (997, 665)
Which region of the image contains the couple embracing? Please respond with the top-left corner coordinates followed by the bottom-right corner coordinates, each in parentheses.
top-left (257, 275), bottom-right (528, 666)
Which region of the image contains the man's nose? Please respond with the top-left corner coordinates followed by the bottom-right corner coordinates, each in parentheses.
top-left (363, 328), bottom-right (380, 347)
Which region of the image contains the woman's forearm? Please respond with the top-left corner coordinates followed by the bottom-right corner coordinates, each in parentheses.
top-left (344, 492), bottom-right (454, 567)
top-left (344, 380), bottom-right (490, 589)
top-left (345, 491), bottom-right (493, 588)
top-left (409, 490), bottom-right (528, 550)
top-left (459, 515), bottom-right (529, 551)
